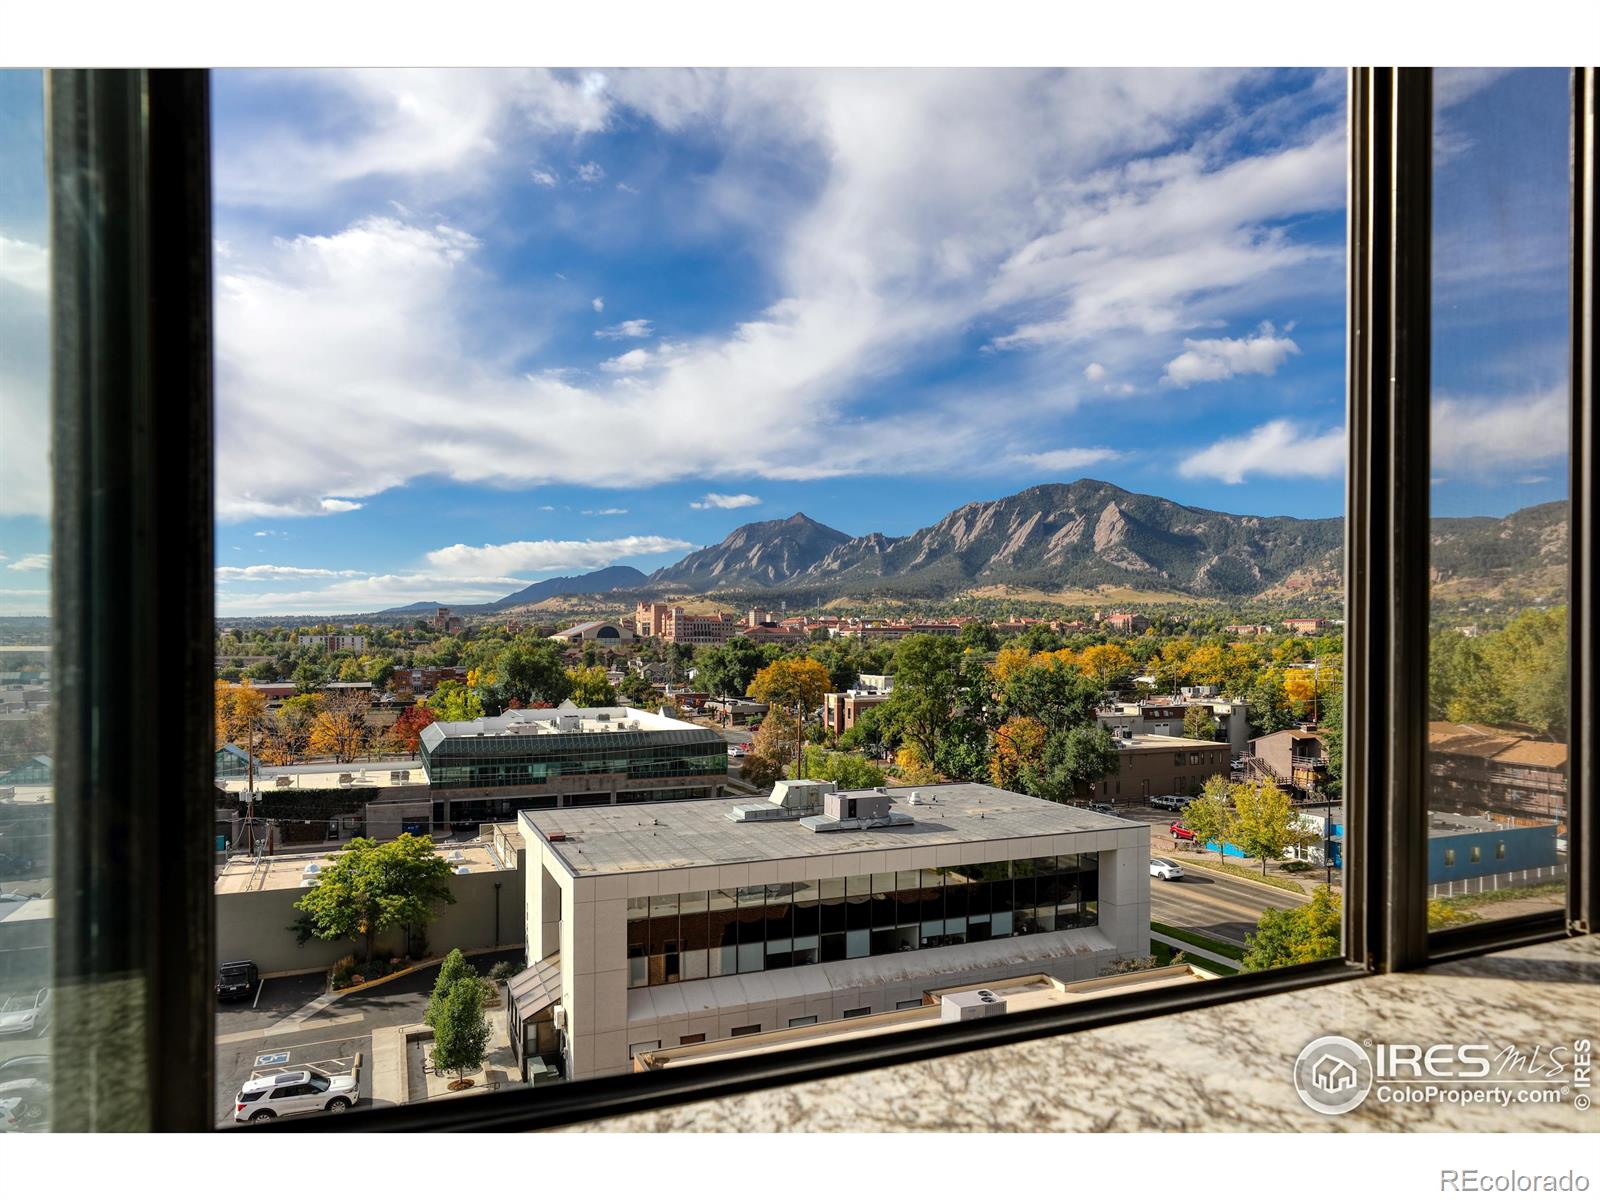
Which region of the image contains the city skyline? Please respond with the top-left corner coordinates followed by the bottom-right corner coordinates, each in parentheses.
top-left (0, 68), bottom-right (1573, 616)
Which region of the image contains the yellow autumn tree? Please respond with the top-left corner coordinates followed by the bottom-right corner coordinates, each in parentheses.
top-left (1079, 643), bottom-right (1135, 687)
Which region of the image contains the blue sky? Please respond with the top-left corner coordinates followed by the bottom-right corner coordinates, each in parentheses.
top-left (0, 68), bottom-right (1574, 616)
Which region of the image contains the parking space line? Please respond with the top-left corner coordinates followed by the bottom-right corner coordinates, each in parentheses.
top-left (235, 1031), bottom-right (371, 1059)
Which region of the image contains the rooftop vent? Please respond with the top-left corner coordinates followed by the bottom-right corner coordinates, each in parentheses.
top-left (940, 988), bottom-right (1008, 1023)
top-left (455, 865), bottom-right (470, 875)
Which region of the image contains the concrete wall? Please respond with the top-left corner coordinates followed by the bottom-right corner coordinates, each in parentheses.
top-left (216, 859), bottom-right (526, 976)
top-left (532, 819), bottom-right (1151, 1082)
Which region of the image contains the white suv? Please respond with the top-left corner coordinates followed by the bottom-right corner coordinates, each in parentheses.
top-left (233, 1067), bottom-right (357, 1123)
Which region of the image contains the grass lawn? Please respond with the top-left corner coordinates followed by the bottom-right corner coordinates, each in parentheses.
top-left (1150, 921), bottom-right (1244, 961)
top-left (1152, 937), bottom-right (1239, 976)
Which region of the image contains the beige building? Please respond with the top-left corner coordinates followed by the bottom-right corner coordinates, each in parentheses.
top-left (214, 824), bottom-right (525, 975)
top-left (515, 781), bottom-right (1150, 1083)
top-left (634, 603), bottom-right (738, 645)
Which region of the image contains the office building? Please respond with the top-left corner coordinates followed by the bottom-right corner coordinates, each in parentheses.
top-left (550, 620), bottom-right (634, 646)
top-left (511, 780), bottom-right (1150, 1082)
top-left (419, 703), bottom-right (729, 826)
top-left (296, 633), bottom-right (367, 652)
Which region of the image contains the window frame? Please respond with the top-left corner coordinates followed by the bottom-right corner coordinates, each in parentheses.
top-left (38, 67), bottom-right (1595, 1134)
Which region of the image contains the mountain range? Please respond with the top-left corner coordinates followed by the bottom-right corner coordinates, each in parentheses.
top-left (383, 479), bottom-right (1567, 613)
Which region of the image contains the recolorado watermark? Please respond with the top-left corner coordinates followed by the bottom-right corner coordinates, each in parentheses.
top-left (1440, 1169), bottom-right (1590, 1193)
top-left (1292, 1034), bottom-right (1592, 1117)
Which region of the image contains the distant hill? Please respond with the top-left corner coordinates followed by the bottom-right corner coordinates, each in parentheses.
top-left (647, 512), bottom-right (853, 589)
top-left (377, 564), bottom-right (648, 615)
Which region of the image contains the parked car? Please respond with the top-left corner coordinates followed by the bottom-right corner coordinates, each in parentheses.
top-left (1230, 759), bottom-right (1247, 772)
top-left (215, 960), bottom-right (259, 1002)
top-left (1086, 801), bottom-right (1116, 815)
top-left (727, 744), bottom-right (748, 758)
top-left (1149, 857), bottom-right (1186, 881)
top-left (0, 989), bottom-right (49, 1038)
top-left (1170, 822), bottom-right (1197, 842)
top-left (233, 1067), bottom-right (358, 1123)
top-left (1150, 795), bottom-right (1188, 812)
top-left (0, 1070), bottom-right (47, 1128)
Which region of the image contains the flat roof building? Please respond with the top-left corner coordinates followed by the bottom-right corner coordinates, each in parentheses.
top-left (419, 702), bottom-right (728, 828)
top-left (1088, 734), bottom-right (1232, 803)
top-left (513, 781), bottom-right (1150, 1082)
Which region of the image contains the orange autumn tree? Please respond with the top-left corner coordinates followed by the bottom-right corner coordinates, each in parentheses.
top-left (989, 715), bottom-right (1047, 792)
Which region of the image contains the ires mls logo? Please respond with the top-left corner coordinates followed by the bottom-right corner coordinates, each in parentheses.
top-left (1294, 1036), bottom-right (1375, 1115)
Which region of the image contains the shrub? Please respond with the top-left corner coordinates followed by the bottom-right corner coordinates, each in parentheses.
top-left (488, 960), bottom-right (519, 984)
top-left (1279, 859), bottom-right (1311, 873)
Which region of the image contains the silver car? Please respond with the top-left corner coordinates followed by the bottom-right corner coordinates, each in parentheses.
top-left (233, 1067), bottom-right (358, 1123)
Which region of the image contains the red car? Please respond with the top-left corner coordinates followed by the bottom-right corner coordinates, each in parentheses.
top-left (1169, 822), bottom-right (1197, 842)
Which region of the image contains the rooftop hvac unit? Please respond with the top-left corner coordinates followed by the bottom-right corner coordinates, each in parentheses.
top-left (940, 988), bottom-right (1008, 1023)
top-left (455, 866), bottom-right (470, 875)
top-left (302, 862), bottom-right (321, 876)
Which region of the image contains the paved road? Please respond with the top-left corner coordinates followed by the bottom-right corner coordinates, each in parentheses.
top-left (213, 951), bottom-right (511, 1127)
top-left (1149, 861), bottom-right (1307, 945)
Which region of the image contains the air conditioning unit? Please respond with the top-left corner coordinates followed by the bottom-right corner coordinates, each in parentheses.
top-left (940, 988), bottom-right (1008, 1023)
top-left (552, 1004), bottom-right (567, 1030)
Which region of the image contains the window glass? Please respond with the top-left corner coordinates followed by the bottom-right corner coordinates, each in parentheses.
top-left (1427, 68), bottom-right (1571, 928)
top-left (0, 68), bottom-right (51, 1136)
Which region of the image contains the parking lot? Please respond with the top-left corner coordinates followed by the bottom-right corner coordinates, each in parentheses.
top-left (213, 951), bottom-right (511, 1127)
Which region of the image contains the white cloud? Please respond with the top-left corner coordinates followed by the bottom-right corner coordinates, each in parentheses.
top-left (6, 553), bottom-right (49, 572)
top-left (0, 236), bottom-right (49, 295)
top-left (595, 319), bottom-right (654, 339)
top-left (215, 564), bottom-right (363, 581)
top-left (1011, 447), bottom-right (1122, 473)
top-left (1161, 321), bottom-right (1300, 387)
top-left (1083, 362), bottom-right (1107, 382)
top-left (617, 182), bottom-right (639, 195)
top-left (575, 161), bottom-right (605, 184)
top-left (0, 235), bottom-right (50, 518)
top-left (207, 70), bottom-right (1347, 516)
top-left (599, 347), bottom-right (653, 373)
top-left (1178, 418), bottom-right (1345, 484)
top-left (425, 535), bottom-right (693, 577)
top-left (1432, 389), bottom-right (1568, 473)
top-left (583, 507), bottom-right (628, 515)
top-left (530, 166), bottom-right (558, 188)
top-left (690, 493), bottom-right (762, 510)
top-left (213, 69), bottom-right (612, 209)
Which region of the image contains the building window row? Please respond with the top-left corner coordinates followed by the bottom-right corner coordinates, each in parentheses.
top-left (625, 854), bottom-right (1099, 989)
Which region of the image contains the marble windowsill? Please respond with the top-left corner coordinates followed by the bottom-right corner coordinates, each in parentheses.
top-left (559, 934), bottom-right (1600, 1133)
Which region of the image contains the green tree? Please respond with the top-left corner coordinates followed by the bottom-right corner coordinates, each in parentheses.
top-left (431, 976), bottom-right (490, 1086)
top-left (1028, 724), bottom-right (1119, 804)
top-left (749, 657), bottom-right (833, 778)
top-left (426, 680), bottom-right (483, 722)
top-left (959, 622), bottom-right (1000, 652)
top-left (293, 834), bottom-right (457, 964)
top-left (796, 746), bottom-right (888, 790)
top-left (292, 660), bottom-right (329, 694)
top-left (1182, 706), bottom-right (1220, 742)
top-left (425, 948), bottom-right (476, 1029)
top-left (883, 635), bottom-right (985, 767)
top-left (696, 637), bottom-right (768, 699)
top-left (1182, 778), bottom-right (1234, 862)
top-left (1320, 686), bottom-right (1344, 800)
top-left (487, 641), bottom-right (571, 709)
top-left (1230, 779), bottom-right (1308, 875)
top-left (567, 665), bottom-right (618, 706)
top-left (1243, 885), bottom-right (1341, 970)
top-left (997, 658), bottom-right (1102, 733)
